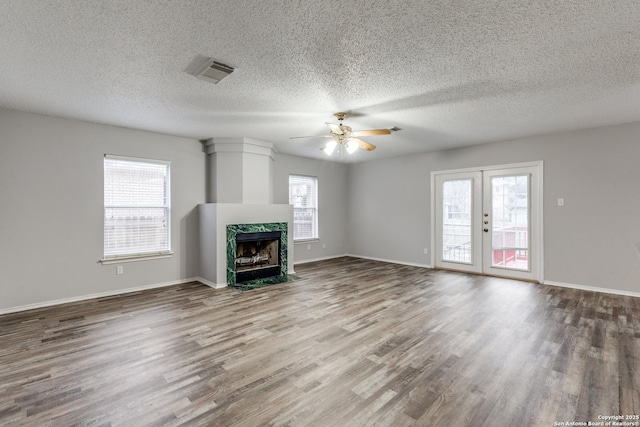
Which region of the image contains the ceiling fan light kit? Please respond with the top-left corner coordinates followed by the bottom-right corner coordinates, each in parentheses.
top-left (323, 140), bottom-right (337, 155)
top-left (292, 112), bottom-right (392, 157)
top-left (345, 139), bottom-right (359, 154)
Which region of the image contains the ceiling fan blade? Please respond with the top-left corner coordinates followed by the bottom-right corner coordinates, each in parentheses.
top-left (350, 128), bottom-right (391, 137)
top-left (325, 122), bottom-right (344, 135)
top-left (289, 135), bottom-right (334, 139)
top-left (352, 137), bottom-right (376, 151)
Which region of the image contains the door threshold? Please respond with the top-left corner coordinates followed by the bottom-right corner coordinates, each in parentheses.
top-left (434, 267), bottom-right (541, 284)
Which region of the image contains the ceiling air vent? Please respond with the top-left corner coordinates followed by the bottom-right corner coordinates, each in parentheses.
top-left (187, 56), bottom-right (235, 84)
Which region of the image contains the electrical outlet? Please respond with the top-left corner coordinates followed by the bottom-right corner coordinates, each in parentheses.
top-left (322, 244), bottom-right (326, 249)
top-left (557, 198), bottom-right (565, 207)
top-left (307, 244), bottom-right (311, 250)
top-left (116, 265), bottom-right (124, 275)
top-left (423, 248), bottom-right (429, 255)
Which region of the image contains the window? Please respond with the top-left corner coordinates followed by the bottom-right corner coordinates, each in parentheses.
top-left (289, 175), bottom-right (318, 241)
top-left (103, 155), bottom-right (171, 262)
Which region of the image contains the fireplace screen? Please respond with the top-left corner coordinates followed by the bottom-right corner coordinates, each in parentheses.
top-left (236, 238), bottom-right (279, 271)
top-left (235, 231), bottom-right (281, 283)
top-left (226, 222), bottom-right (288, 288)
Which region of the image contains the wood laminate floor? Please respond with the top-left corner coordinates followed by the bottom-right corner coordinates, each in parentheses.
top-left (1, 257), bottom-right (639, 426)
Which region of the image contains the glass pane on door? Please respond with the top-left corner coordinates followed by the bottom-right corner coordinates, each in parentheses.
top-left (442, 179), bottom-right (472, 263)
top-left (491, 175), bottom-right (529, 270)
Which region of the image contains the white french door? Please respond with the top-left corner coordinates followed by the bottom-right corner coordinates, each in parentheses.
top-left (433, 163), bottom-right (542, 282)
top-left (434, 171), bottom-right (483, 274)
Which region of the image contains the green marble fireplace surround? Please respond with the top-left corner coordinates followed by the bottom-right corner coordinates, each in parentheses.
top-left (198, 203), bottom-right (294, 289)
top-left (227, 222), bottom-right (288, 290)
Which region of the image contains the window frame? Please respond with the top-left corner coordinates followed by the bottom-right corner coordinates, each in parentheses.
top-left (288, 174), bottom-right (319, 242)
top-left (101, 155), bottom-right (172, 264)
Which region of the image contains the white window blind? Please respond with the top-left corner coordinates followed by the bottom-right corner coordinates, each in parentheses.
top-left (289, 175), bottom-right (318, 240)
top-left (103, 155), bottom-right (171, 260)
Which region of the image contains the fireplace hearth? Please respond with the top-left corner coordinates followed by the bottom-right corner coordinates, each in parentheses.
top-left (226, 222), bottom-right (288, 289)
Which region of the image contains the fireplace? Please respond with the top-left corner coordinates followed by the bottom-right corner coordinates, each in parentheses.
top-left (226, 222), bottom-right (288, 289)
top-left (235, 231), bottom-right (281, 283)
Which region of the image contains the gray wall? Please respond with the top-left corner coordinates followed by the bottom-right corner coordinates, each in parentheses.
top-left (0, 109), bottom-right (206, 311)
top-left (273, 154), bottom-right (349, 263)
top-left (2, 107), bottom-right (639, 311)
top-left (347, 122), bottom-right (640, 294)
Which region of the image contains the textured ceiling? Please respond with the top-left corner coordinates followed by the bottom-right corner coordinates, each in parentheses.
top-left (1, 1), bottom-right (640, 162)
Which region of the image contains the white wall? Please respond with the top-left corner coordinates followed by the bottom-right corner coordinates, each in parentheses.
top-left (273, 154), bottom-right (349, 263)
top-left (347, 122), bottom-right (640, 294)
top-left (0, 109), bottom-right (206, 312)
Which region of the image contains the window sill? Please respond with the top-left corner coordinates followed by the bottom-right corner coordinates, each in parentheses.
top-left (100, 252), bottom-right (173, 265)
top-left (294, 239), bottom-right (320, 244)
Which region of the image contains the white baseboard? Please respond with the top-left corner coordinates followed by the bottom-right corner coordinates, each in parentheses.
top-left (293, 254), bottom-right (349, 265)
top-left (346, 256), bottom-right (639, 298)
top-left (0, 277), bottom-right (221, 315)
top-left (345, 254), bottom-right (433, 269)
top-left (543, 280), bottom-right (640, 298)
top-left (4, 270), bottom-right (635, 317)
top-left (196, 277), bottom-right (227, 289)
top-left (294, 253), bottom-right (433, 269)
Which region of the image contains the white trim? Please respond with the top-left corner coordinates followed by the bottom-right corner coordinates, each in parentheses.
top-left (4, 272), bottom-right (636, 316)
top-left (196, 277), bottom-right (227, 289)
top-left (103, 156), bottom-right (172, 260)
top-left (345, 254), bottom-right (433, 269)
top-left (100, 252), bottom-right (173, 265)
top-left (538, 165), bottom-right (545, 283)
top-left (203, 137), bottom-right (276, 159)
top-left (294, 254), bottom-right (348, 265)
top-left (543, 280), bottom-right (640, 299)
top-left (289, 174), bottom-right (319, 241)
top-left (104, 154), bottom-right (171, 166)
top-left (431, 160), bottom-right (544, 176)
top-left (430, 172), bottom-right (436, 268)
top-left (294, 238), bottom-right (321, 244)
top-left (0, 278), bottom-right (219, 315)
top-left (346, 256), bottom-right (638, 299)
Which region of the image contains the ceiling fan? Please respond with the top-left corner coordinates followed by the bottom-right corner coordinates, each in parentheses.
top-left (291, 112), bottom-right (391, 156)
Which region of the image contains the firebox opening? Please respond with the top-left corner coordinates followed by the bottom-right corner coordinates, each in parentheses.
top-left (235, 231), bottom-right (282, 283)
